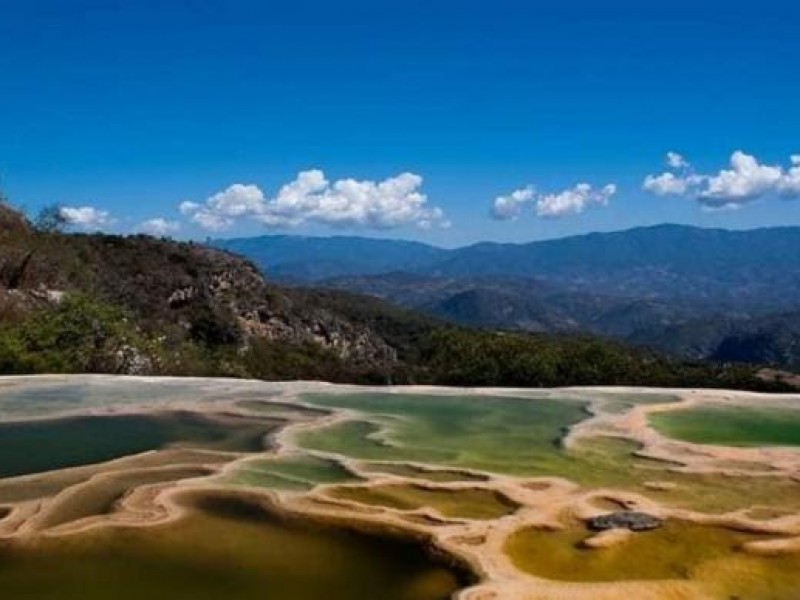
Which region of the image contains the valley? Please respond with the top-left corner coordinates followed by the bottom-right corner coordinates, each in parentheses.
top-left (217, 227), bottom-right (800, 371)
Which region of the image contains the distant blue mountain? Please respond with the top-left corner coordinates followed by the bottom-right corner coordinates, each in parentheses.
top-left (215, 224), bottom-right (800, 310)
top-left (214, 225), bottom-right (800, 370)
top-left (431, 224), bottom-right (800, 279)
top-left (214, 234), bottom-right (446, 282)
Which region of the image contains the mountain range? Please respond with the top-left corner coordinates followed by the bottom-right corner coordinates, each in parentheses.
top-left (216, 225), bottom-right (800, 370)
top-left (216, 224), bottom-right (800, 307)
top-left (0, 202), bottom-right (785, 389)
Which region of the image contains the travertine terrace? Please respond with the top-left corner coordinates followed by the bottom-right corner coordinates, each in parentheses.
top-left (1, 375), bottom-right (799, 599)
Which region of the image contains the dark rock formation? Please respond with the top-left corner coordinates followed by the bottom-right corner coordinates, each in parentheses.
top-left (587, 511), bottom-right (663, 532)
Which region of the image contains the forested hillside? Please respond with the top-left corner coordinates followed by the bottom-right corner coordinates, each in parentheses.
top-left (218, 227), bottom-right (800, 371)
top-left (0, 203), bottom-right (787, 390)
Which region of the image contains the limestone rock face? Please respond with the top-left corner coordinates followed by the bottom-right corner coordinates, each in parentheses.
top-left (0, 226), bottom-right (397, 369)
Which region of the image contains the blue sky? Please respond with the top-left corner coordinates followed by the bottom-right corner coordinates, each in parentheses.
top-left (1, 0), bottom-right (799, 246)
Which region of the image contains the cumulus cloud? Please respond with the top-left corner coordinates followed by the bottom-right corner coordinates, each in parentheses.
top-left (182, 184), bottom-right (267, 231)
top-left (59, 206), bottom-right (111, 229)
top-left (643, 172), bottom-right (699, 196)
top-left (643, 151), bottom-right (702, 197)
top-left (643, 151), bottom-right (800, 208)
top-left (137, 218), bottom-right (180, 236)
top-left (536, 183), bottom-right (617, 218)
top-left (700, 152), bottom-right (783, 206)
top-left (183, 170), bottom-right (446, 231)
top-left (491, 183), bottom-right (616, 220)
top-left (490, 186), bottom-right (535, 220)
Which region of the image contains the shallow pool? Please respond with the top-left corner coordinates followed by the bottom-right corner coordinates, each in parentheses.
top-left (650, 405), bottom-right (800, 447)
top-left (0, 493), bottom-right (468, 600)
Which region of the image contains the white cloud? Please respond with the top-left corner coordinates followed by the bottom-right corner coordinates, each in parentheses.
top-left (700, 151), bottom-right (783, 207)
top-left (777, 155), bottom-right (800, 198)
top-left (642, 151), bottom-right (703, 197)
top-left (666, 151), bottom-right (689, 169)
top-left (190, 210), bottom-right (233, 232)
top-left (263, 170), bottom-right (445, 229)
top-left (643, 151), bottom-right (800, 209)
top-left (492, 182), bottom-right (616, 220)
top-left (182, 184), bottom-right (267, 231)
top-left (59, 206), bottom-right (111, 229)
top-left (183, 170), bottom-right (446, 231)
top-left (490, 186), bottom-right (535, 220)
top-left (643, 172), bottom-right (692, 196)
top-left (137, 218), bottom-right (180, 236)
top-left (179, 201), bottom-right (201, 215)
top-left (535, 183), bottom-right (617, 218)
top-left (207, 184), bottom-right (267, 217)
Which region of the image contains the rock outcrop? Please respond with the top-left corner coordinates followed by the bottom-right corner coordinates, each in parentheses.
top-left (0, 215), bottom-right (396, 371)
top-left (587, 511), bottom-right (663, 532)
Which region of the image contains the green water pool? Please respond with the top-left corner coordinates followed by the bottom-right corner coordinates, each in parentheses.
top-left (650, 405), bottom-right (800, 447)
top-left (298, 393), bottom-right (589, 476)
top-left (296, 394), bottom-right (800, 513)
top-left (505, 521), bottom-right (800, 598)
top-left (0, 412), bottom-right (280, 478)
top-left (0, 493), bottom-right (467, 600)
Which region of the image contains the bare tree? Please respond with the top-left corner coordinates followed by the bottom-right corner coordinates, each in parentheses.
top-left (34, 204), bottom-right (68, 233)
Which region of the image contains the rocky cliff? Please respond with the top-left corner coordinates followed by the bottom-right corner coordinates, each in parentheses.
top-left (0, 205), bottom-right (394, 373)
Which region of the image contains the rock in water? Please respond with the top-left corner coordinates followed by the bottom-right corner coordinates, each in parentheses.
top-left (587, 511), bottom-right (663, 532)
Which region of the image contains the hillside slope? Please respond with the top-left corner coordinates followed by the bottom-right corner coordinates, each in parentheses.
top-left (0, 205), bottom-right (786, 390)
top-left (0, 209), bottom-right (394, 376)
top-left (321, 272), bottom-right (706, 337)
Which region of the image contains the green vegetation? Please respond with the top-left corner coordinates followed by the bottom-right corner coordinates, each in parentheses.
top-left (0, 295), bottom-right (151, 374)
top-left (240, 337), bottom-right (384, 383)
top-left (294, 288), bottom-right (789, 390)
top-left (414, 328), bottom-right (781, 389)
top-left (0, 494), bottom-right (466, 600)
top-left (0, 412), bottom-right (279, 478)
top-left (650, 405), bottom-right (800, 447)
